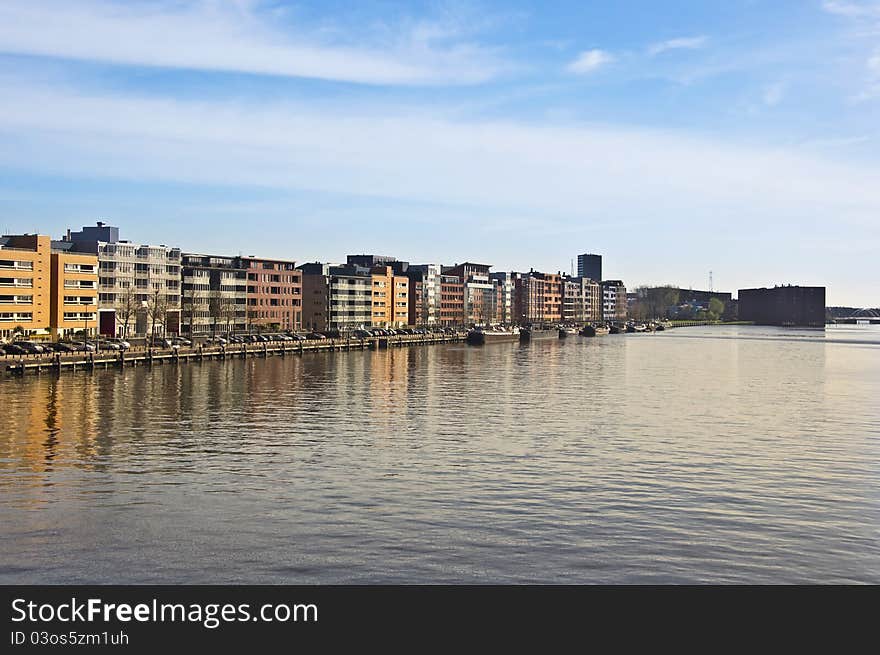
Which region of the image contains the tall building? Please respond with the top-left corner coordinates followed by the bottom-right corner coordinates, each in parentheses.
top-left (407, 264), bottom-right (442, 326)
top-left (298, 262), bottom-right (373, 332)
top-left (577, 253), bottom-right (602, 281)
top-left (738, 285), bottom-right (825, 327)
top-left (514, 271), bottom-right (563, 324)
top-left (241, 256), bottom-right (302, 332)
top-left (562, 276), bottom-right (602, 323)
top-left (445, 263), bottom-right (499, 325)
top-left (439, 274), bottom-right (464, 326)
top-left (57, 222), bottom-right (181, 337)
top-left (370, 265), bottom-right (409, 327)
top-left (180, 254), bottom-right (248, 336)
top-left (489, 271), bottom-right (517, 325)
top-left (601, 280), bottom-right (627, 322)
top-left (0, 234), bottom-right (98, 340)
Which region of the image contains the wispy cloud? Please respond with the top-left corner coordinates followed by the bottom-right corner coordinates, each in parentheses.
top-left (647, 36), bottom-right (709, 57)
top-left (0, 0), bottom-right (506, 86)
top-left (566, 49), bottom-right (614, 74)
top-left (0, 80), bottom-right (877, 231)
top-left (822, 1), bottom-right (880, 18)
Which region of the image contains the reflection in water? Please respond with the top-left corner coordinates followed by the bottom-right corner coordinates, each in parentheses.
top-left (1, 325), bottom-right (879, 583)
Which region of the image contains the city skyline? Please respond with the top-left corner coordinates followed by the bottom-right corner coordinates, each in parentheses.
top-left (1, 1), bottom-right (879, 306)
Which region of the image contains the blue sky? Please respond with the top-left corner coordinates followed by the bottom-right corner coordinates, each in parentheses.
top-left (0, 0), bottom-right (878, 305)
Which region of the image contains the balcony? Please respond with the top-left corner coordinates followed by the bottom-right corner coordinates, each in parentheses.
top-left (0, 260), bottom-right (34, 271)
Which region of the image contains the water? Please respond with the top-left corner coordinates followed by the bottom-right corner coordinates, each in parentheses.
top-left (1, 325), bottom-right (878, 584)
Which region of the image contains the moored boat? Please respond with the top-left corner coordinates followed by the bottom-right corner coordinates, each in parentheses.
top-left (520, 326), bottom-right (558, 342)
top-left (466, 326), bottom-right (520, 345)
top-left (558, 326), bottom-right (579, 338)
top-left (580, 324), bottom-right (610, 337)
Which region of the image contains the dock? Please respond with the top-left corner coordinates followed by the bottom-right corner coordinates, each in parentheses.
top-left (3, 333), bottom-right (465, 376)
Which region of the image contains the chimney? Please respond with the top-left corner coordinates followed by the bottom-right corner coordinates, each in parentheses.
top-left (65, 228), bottom-right (71, 242)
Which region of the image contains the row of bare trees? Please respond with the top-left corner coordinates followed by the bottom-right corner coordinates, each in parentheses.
top-left (114, 287), bottom-right (171, 338)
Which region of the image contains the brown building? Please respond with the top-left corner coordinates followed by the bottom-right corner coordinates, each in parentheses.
top-left (514, 271), bottom-right (563, 324)
top-left (241, 256), bottom-right (302, 332)
top-left (439, 274), bottom-right (464, 326)
top-left (1, 234), bottom-right (98, 340)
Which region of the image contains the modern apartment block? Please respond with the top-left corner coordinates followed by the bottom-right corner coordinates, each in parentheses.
top-left (439, 274), bottom-right (465, 326)
top-left (407, 263), bottom-right (442, 326)
top-left (242, 256), bottom-right (302, 332)
top-left (514, 271), bottom-right (563, 324)
top-left (738, 285), bottom-right (825, 327)
top-left (298, 262), bottom-right (373, 332)
top-left (57, 222), bottom-right (181, 337)
top-left (445, 263), bottom-right (499, 325)
top-left (489, 271), bottom-right (517, 325)
top-left (0, 234), bottom-right (98, 340)
top-left (576, 253), bottom-right (602, 282)
top-left (601, 280), bottom-right (627, 322)
top-left (180, 254), bottom-right (248, 336)
top-left (562, 276), bottom-right (602, 323)
top-left (370, 265), bottom-right (409, 327)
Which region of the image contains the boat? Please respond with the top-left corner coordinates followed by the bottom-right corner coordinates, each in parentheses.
top-left (466, 326), bottom-right (520, 345)
top-left (520, 325), bottom-right (558, 342)
top-left (609, 324), bottom-right (622, 334)
top-left (558, 326), bottom-right (579, 338)
top-left (580, 324), bottom-right (610, 337)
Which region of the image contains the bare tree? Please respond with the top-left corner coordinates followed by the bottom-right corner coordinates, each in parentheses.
top-left (147, 288), bottom-right (168, 338)
top-left (115, 286), bottom-right (137, 338)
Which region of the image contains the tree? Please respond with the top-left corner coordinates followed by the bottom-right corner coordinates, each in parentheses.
top-left (115, 286), bottom-right (137, 338)
top-left (708, 297), bottom-right (725, 321)
top-left (147, 288), bottom-right (168, 338)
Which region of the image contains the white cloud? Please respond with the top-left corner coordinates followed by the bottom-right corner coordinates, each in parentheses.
top-left (822, 1), bottom-right (880, 18)
top-left (0, 0), bottom-right (505, 85)
top-left (647, 36), bottom-right (709, 56)
top-left (0, 81), bottom-right (877, 232)
top-left (566, 49), bottom-right (614, 74)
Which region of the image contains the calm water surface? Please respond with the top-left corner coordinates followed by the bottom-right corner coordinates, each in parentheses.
top-left (1, 325), bottom-right (879, 583)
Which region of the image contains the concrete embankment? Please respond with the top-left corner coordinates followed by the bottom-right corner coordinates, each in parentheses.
top-left (3, 333), bottom-right (465, 376)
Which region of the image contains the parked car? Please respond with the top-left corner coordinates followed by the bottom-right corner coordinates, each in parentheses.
top-left (287, 333), bottom-right (306, 341)
top-left (0, 345), bottom-right (6, 356)
top-left (4, 343), bottom-right (26, 355)
top-left (353, 329), bottom-right (372, 339)
top-left (109, 338), bottom-right (131, 350)
top-left (96, 340), bottom-right (121, 350)
top-left (17, 341), bottom-right (46, 354)
top-left (53, 342), bottom-right (78, 353)
top-left (172, 337), bottom-right (192, 347)
top-left (306, 332), bottom-right (327, 340)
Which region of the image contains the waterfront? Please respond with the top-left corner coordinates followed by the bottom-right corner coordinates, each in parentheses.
top-left (1, 325), bottom-right (878, 583)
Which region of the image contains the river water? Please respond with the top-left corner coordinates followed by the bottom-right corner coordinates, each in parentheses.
top-left (1, 325), bottom-right (878, 583)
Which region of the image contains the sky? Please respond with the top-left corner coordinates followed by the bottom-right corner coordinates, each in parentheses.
top-left (0, 1), bottom-right (878, 305)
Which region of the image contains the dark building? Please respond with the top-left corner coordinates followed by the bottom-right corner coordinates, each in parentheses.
top-left (738, 285), bottom-right (825, 327)
top-left (576, 253), bottom-right (602, 281)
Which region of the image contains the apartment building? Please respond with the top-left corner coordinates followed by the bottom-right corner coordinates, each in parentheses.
top-left (58, 222), bottom-right (181, 337)
top-left (0, 234), bottom-right (98, 340)
top-left (298, 262), bottom-right (373, 332)
top-left (369, 265), bottom-right (409, 327)
top-left (514, 271), bottom-right (563, 324)
top-left (242, 256), bottom-right (302, 332)
top-left (489, 271), bottom-right (517, 325)
top-left (407, 263), bottom-right (442, 326)
top-left (439, 274), bottom-right (464, 326)
top-left (444, 263), bottom-right (500, 325)
top-left (180, 254), bottom-right (248, 336)
top-left (562, 276), bottom-right (602, 323)
top-left (601, 280), bottom-right (627, 322)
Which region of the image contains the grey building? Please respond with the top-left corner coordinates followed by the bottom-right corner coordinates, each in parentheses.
top-left (298, 262), bottom-right (373, 332)
top-left (180, 253), bottom-right (248, 336)
top-left (577, 253), bottom-right (602, 282)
